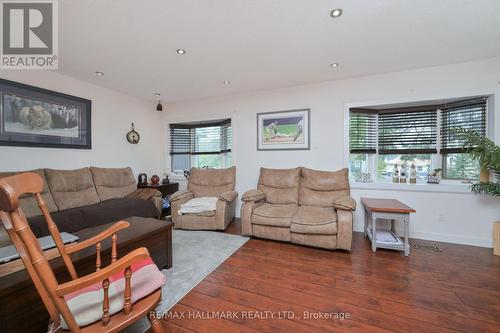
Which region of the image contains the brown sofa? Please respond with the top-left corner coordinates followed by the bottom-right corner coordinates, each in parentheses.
top-left (170, 167), bottom-right (238, 230)
top-left (0, 167), bottom-right (162, 246)
top-left (241, 167), bottom-right (356, 250)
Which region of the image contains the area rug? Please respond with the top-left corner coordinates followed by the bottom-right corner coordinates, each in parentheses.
top-left (124, 229), bottom-right (249, 332)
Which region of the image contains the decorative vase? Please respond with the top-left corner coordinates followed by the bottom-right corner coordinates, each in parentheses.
top-left (409, 163), bottom-right (417, 184)
top-left (138, 173), bottom-right (147, 185)
top-left (151, 175), bottom-right (160, 185)
top-left (400, 164), bottom-right (407, 183)
top-left (392, 165), bottom-right (399, 183)
top-left (479, 168), bottom-right (490, 182)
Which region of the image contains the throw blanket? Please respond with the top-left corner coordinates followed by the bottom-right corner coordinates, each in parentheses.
top-left (179, 197), bottom-right (218, 215)
top-left (126, 188), bottom-right (159, 200)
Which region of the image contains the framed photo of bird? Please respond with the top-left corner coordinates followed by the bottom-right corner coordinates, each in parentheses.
top-left (257, 108), bottom-right (310, 150)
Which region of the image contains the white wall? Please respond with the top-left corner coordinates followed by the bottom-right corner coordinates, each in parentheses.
top-left (164, 57), bottom-right (500, 248)
top-left (0, 70), bottom-right (164, 177)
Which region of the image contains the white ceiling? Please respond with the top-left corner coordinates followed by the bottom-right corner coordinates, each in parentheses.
top-left (58, 0), bottom-right (500, 103)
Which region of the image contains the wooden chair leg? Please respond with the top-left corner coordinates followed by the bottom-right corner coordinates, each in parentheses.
top-left (148, 312), bottom-right (165, 333)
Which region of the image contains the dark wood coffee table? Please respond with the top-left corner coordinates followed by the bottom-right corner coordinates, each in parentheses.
top-left (0, 216), bottom-right (173, 333)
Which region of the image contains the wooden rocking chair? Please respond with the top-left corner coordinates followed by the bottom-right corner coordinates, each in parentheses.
top-left (0, 172), bottom-right (165, 333)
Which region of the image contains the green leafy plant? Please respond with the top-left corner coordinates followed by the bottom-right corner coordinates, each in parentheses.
top-left (453, 128), bottom-right (500, 196)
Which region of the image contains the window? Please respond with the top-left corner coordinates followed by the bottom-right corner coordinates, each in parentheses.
top-left (443, 153), bottom-right (480, 180)
top-left (377, 154), bottom-right (431, 181)
top-left (378, 107), bottom-right (437, 154)
top-left (441, 98), bottom-right (487, 180)
top-left (348, 97), bottom-right (488, 183)
top-left (349, 110), bottom-right (376, 178)
top-left (170, 119), bottom-right (232, 171)
top-left (349, 153), bottom-right (369, 179)
top-left (349, 110), bottom-right (377, 154)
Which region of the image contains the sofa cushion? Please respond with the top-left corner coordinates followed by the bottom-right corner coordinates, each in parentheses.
top-left (45, 168), bottom-right (100, 211)
top-left (182, 210), bottom-right (216, 217)
top-left (252, 203), bottom-right (298, 228)
top-left (291, 206), bottom-right (337, 235)
top-left (252, 224), bottom-right (291, 242)
top-left (188, 167), bottom-right (236, 197)
top-left (61, 257), bottom-right (166, 329)
top-left (299, 167), bottom-right (350, 207)
top-left (179, 197), bottom-right (218, 215)
top-left (27, 198), bottom-right (159, 238)
top-left (0, 169), bottom-right (58, 218)
top-left (91, 167), bottom-right (136, 201)
top-left (291, 233), bottom-right (337, 250)
top-left (258, 167), bottom-right (300, 204)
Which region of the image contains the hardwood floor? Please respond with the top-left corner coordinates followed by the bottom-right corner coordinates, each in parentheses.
top-left (157, 219), bottom-right (500, 333)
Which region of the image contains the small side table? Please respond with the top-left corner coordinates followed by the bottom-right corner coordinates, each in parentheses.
top-left (361, 198), bottom-right (416, 256)
top-left (138, 182), bottom-right (179, 215)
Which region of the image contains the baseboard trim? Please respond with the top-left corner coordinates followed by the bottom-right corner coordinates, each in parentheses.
top-left (353, 224), bottom-right (492, 248)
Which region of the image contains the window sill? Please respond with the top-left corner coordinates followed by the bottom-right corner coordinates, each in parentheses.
top-left (168, 173), bottom-right (188, 181)
top-left (350, 181), bottom-right (473, 194)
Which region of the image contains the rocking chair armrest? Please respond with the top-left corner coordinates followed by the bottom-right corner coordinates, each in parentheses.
top-left (65, 221), bottom-right (130, 254)
top-left (55, 247), bottom-right (151, 297)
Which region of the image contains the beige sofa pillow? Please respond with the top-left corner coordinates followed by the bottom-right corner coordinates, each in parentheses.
top-left (91, 167), bottom-right (136, 201)
top-left (0, 169), bottom-right (58, 218)
top-left (257, 167), bottom-right (300, 204)
top-left (299, 167), bottom-right (350, 207)
top-left (45, 168), bottom-right (100, 211)
top-left (188, 167), bottom-right (236, 197)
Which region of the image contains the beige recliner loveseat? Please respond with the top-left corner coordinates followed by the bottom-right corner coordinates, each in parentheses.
top-left (169, 167), bottom-right (238, 230)
top-left (241, 167), bottom-right (356, 250)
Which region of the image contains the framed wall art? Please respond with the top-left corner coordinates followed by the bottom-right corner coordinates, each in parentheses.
top-left (0, 78), bottom-right (91, 149)
top-left (257, 108), bottom-right (310, 150)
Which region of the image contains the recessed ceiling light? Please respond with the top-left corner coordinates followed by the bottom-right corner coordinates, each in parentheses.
top-left (330, 8), bottom-right (343, 18)
top-left (330, 63), bottom-right (339, 68)
top-left (154, 93), bottom-right (161, 97)
top-left (176, 49), bottom-right (186, 55)
top-left (223, 80), bottom-right (231, 85)
top-left (94, 71), bottom-right (104, 76)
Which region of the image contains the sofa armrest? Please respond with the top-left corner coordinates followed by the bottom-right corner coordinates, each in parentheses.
top-left (240, 200), bottom-right (263, 236)
top-left (169, 190), bottom-right (194, 203)
top-left (218, 190), bottom-right (238, 202)
top-left (241, 189), bottom-right (265, 202)
top-left (126, 188), bottom-right (162, 200)
top-left (333, 196), bottom-right (356, 211)
top-left (336, 210), bottom-right (353, 251)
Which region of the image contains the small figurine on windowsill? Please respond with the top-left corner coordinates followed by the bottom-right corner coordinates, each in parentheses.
top-left (427, 168), bottom-right (442, 184)
top-left (409, 163), bottom-right (417, 184)
top-left (400, 163), bottom-right (408, 183)
top-left (355, 172), bottom-right (372, 183)
top-left (392, 164), bottom-right (400, 183)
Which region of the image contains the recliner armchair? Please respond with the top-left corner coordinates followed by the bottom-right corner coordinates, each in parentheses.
top-left (241, 167), bottom-right (356, 250)
top-left (170, 167), bottom-right (237, 230)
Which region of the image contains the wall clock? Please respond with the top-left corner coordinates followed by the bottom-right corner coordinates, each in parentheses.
top-left (126, 123), bottom-right (140, 144)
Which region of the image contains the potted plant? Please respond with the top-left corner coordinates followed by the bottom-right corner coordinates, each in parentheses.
top-left (454, 128), bottom-right (500, 195)
top-left (454, 128), bottom-right (500, 255)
